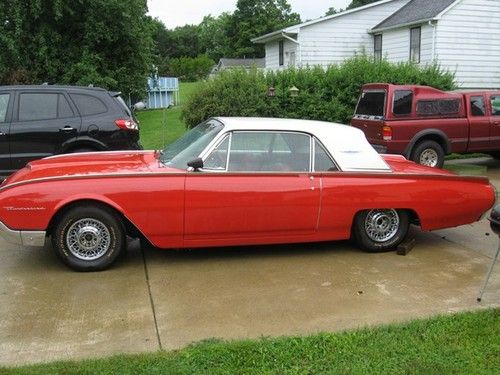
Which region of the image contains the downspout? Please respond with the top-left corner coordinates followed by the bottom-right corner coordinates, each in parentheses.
top-left (428, 20), bottom-right (437, 61)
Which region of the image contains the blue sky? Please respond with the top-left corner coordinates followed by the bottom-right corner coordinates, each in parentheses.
top-left (148, 0), bottom-right (351, 28)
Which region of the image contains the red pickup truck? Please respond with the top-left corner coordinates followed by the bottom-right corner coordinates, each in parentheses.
top-left (351, 83), bottom-right (500, 168)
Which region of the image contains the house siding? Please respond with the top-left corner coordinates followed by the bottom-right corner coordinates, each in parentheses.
top-left (265, 39), bottom-right (298, 70)
top-left (381, 23), bottom-right (434, 64)
top-left (296, 0), bottom-right (410, 67)
top-left (435, 0), bottom-right (500, 89)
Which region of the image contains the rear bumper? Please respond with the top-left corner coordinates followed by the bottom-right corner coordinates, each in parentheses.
top-left (0, 221), bottom-right (46, 247)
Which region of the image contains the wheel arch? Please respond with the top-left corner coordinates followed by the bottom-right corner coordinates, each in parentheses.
top-left (46, 198), bottom-right (144, 240)
top-left (404, 130), bottom-right (451, 158)
top-left (61, 138), bottom-right (107, 153)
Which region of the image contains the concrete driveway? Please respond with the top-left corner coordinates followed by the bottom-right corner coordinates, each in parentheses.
top-left (1, 158), bottom-right (499, 366)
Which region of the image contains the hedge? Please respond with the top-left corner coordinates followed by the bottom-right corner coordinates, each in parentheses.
top-left (182, 55), bottom-right (456, 128)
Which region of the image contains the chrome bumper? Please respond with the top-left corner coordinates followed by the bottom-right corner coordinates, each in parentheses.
top-left (0, 221), bottom-right (46, 247)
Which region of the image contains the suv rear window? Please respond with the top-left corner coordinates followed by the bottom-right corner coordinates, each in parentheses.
top-left (70, 94), bottom-right (107, 116)
top-left (113, 95), bottom-right (132, 117)
top-left (392, 90), bottom-right (413, 115)
top-left (355, 91), bottom-right (385, 118)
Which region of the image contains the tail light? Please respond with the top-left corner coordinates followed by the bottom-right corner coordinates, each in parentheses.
top-left (382, 125), bottom-right (392, 141)
top-left (115, 119), bottom-right (138, 131)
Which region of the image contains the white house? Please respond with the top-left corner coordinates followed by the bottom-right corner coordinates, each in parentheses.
top-left (252, 0), bottom-right (500, 89)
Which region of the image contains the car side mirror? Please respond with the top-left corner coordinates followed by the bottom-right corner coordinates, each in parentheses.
top-left (187, 157), bottom-right (204, 171)
top-left (133, 101), bottom-right (145, 111)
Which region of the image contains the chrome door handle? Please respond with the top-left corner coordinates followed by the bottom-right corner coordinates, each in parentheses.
top-left (59, 126), bottom-right (75, 132)
top-left (0, 132), bottom-right (6, 136)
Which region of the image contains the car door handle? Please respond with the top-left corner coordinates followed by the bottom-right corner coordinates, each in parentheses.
top-left (59, 126), bottom-right (75, 132)
top-left (0, 132), bottom-right (6, 136)
top-left (494, 122), bottom-right (500, 126)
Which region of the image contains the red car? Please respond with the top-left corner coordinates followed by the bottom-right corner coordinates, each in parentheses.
top-left (0, 118), bottom-right (495, 271)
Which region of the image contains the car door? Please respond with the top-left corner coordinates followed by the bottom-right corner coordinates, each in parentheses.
top-left (183, 131), bottom-right (321, 245)
top-left (10, 90), bottom-right (81, 170)
top-left (0, 91), bottom-right (13, 175)
top-left (466, 94), bottom-right (490, 151)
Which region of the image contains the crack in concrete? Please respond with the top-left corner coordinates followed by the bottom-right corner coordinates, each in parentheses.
top-left (141, 247), bottom-right (163, 351)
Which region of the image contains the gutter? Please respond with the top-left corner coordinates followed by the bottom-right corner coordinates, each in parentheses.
top-left (370, 17), bottom-right (436, 34)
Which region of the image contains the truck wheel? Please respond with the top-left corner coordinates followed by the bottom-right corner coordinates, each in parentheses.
top-left (411, 141), bottom-right (444, 168)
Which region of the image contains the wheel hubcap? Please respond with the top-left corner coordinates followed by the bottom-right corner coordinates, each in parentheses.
top-left (66, 218), bottom-right (111, 260)
top-left (365, 209), bottom-right (400, 242)
top-left (419, 149), bottom-right (438, 167)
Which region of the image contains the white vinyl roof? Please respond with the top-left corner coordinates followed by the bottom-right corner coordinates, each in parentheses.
top-left (214, 117), bottom-right (391, 172)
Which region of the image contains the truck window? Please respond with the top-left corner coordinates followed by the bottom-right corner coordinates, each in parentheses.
top-left (470, 96), bottom-right (485, 116)
top-left (393, 90), bottom-right (413, 115)
top-left (354, 91), bottom-right (385, 118)
top-left (416, 99), bottom-right (460, 116)
top-left (491, 96), bottom-right (500, 116)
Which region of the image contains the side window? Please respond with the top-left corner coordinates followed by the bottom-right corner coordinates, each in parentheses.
top-left (393, 90), bottom-right (413, 115)
top-left (417, 99), bottom-right (460, 116)
top-left (204, 135), bottom-right (229, 170)
top-left (58, 94), bottom-right (74, 118)
top-left (491, 96), bottom-right (500, 116)
top-left (279, 40), bottom-right (284, 66)
top-left (410, 27), bottom-right (421, 63)
top-left (19, 93), bottom-right (58, 121)
top-left (314, 139), bottom-right (337, 171)
top-left (470, 96), bottom-right (485, 116)
top-left (70, 94), bottom-right (107, 116)
top-left (227, 132), bottom-right (310, 172)
top-left (0, 94), bottom-right (10, 123)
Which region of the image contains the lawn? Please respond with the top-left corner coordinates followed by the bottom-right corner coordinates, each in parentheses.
top-left (137, 81), bottom-right (202, 150)
top-left (2, 309), bottom-right (498, 374)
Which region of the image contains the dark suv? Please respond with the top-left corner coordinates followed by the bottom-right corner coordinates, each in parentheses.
top-left (0, 85), bottom-right (142, 176)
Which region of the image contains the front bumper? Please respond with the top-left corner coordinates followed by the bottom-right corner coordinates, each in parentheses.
top-left (0, 221), bottom-right (46, 247)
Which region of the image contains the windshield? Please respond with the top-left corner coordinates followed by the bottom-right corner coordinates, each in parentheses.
top-left (355, 90), bottom-right (386, 118)
top-left (160, 120), bottom-right (224, 169)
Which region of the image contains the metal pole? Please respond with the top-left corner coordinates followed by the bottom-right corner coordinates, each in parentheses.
top-left (477, 243), bottom-right (500, 302)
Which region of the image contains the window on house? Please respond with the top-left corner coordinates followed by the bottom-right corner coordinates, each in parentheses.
top-left (470, 96), bottom-right (485, 116)
top-left (279, 40), bottom-right (284, 66)
top-left (374, 34), bottom-right (382, 62)
top-left (410, 27), bottom-right (421, 63)
top-left (393, 90), bottom-right (413, 115)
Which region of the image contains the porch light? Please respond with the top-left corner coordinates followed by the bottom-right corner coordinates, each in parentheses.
top-left (289, 86), bottom-right (299, 97)
top-left (267, 86), bottom-right (276, 97)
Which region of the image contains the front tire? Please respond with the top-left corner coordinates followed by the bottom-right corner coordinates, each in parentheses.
top-left (52, 205), bottom-right (125, 271)
top-left (411, 140), bottom-right (444, 168)
top-left (353, 209), bottom-right (409, 252)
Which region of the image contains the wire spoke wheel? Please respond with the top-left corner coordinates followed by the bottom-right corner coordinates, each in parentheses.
top-left (364, 209), bottom-right (400, 243)
top-left (66, 218), bottom-right (111, 260)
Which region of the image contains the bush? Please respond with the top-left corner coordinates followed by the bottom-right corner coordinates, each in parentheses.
top-left (182, 55), bottom-right (456, 128)
top-left (167, 55), bottom-right (215, 81)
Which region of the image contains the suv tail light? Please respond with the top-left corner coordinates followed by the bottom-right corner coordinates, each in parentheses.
top-left (382, 125), bottom-right (392, 141)
top-left (115, 119), bottom-right (138, 131)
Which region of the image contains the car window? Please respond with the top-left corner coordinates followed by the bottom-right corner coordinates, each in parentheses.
top-left (491, 96), bottom-right (500, 116)
top-left (0, 94), bottom-right (9, 122)
top-left (227, 131), bottom-right (311, 172)
top-left (19, 93), bottom-right (58, 121)
top-left (314, 139), bottom-right (337, 171)
top-left (58, 94), bottom-right (74, 118)
top-left (204, 135), bottom-right (229, 170)
top-left (470, 96), bottom-right (485, 116)
top-left (70, 93), bottom-right (107, 116)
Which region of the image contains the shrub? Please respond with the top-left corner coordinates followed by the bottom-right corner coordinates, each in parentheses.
top-left (182, 55), bottom-right (456, 128)
top-left (167, 55), bottom-right (215, 81)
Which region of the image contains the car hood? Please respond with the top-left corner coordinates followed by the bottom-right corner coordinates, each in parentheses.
top-left (2, 151), bottom-right (181, 186)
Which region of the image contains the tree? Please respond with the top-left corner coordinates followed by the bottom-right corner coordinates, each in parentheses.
top-left (324, 7), bottom-right (343, 16)
top-left (0, 0), bottom-right (154, 97)
top-left (347, 0), bottom-right (379, 10)
top-left (227, 0), bottom-right (301, 57)
top-left (199, 13), bottom-right (233, 61)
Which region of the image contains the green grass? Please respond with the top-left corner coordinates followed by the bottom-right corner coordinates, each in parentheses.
top-left (2, 309), bottom-right (498, 374)
top-left (137, 81), bottom-right (202, 149)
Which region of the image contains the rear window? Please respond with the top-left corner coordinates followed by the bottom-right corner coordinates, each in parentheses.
top-left (113, 95), bottom-right (132, 117)
top-left (355, 91), bottom-right (386, 118)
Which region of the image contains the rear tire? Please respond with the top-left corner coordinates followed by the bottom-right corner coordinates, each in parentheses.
top-left (70, 147), bottom-right (96, 153)
top-left (353, 209), bottom-right (409, 252)
top-left (52, 205), bottom-right (125, 271)
top-left (411, 140), bottom-right (444, 168)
